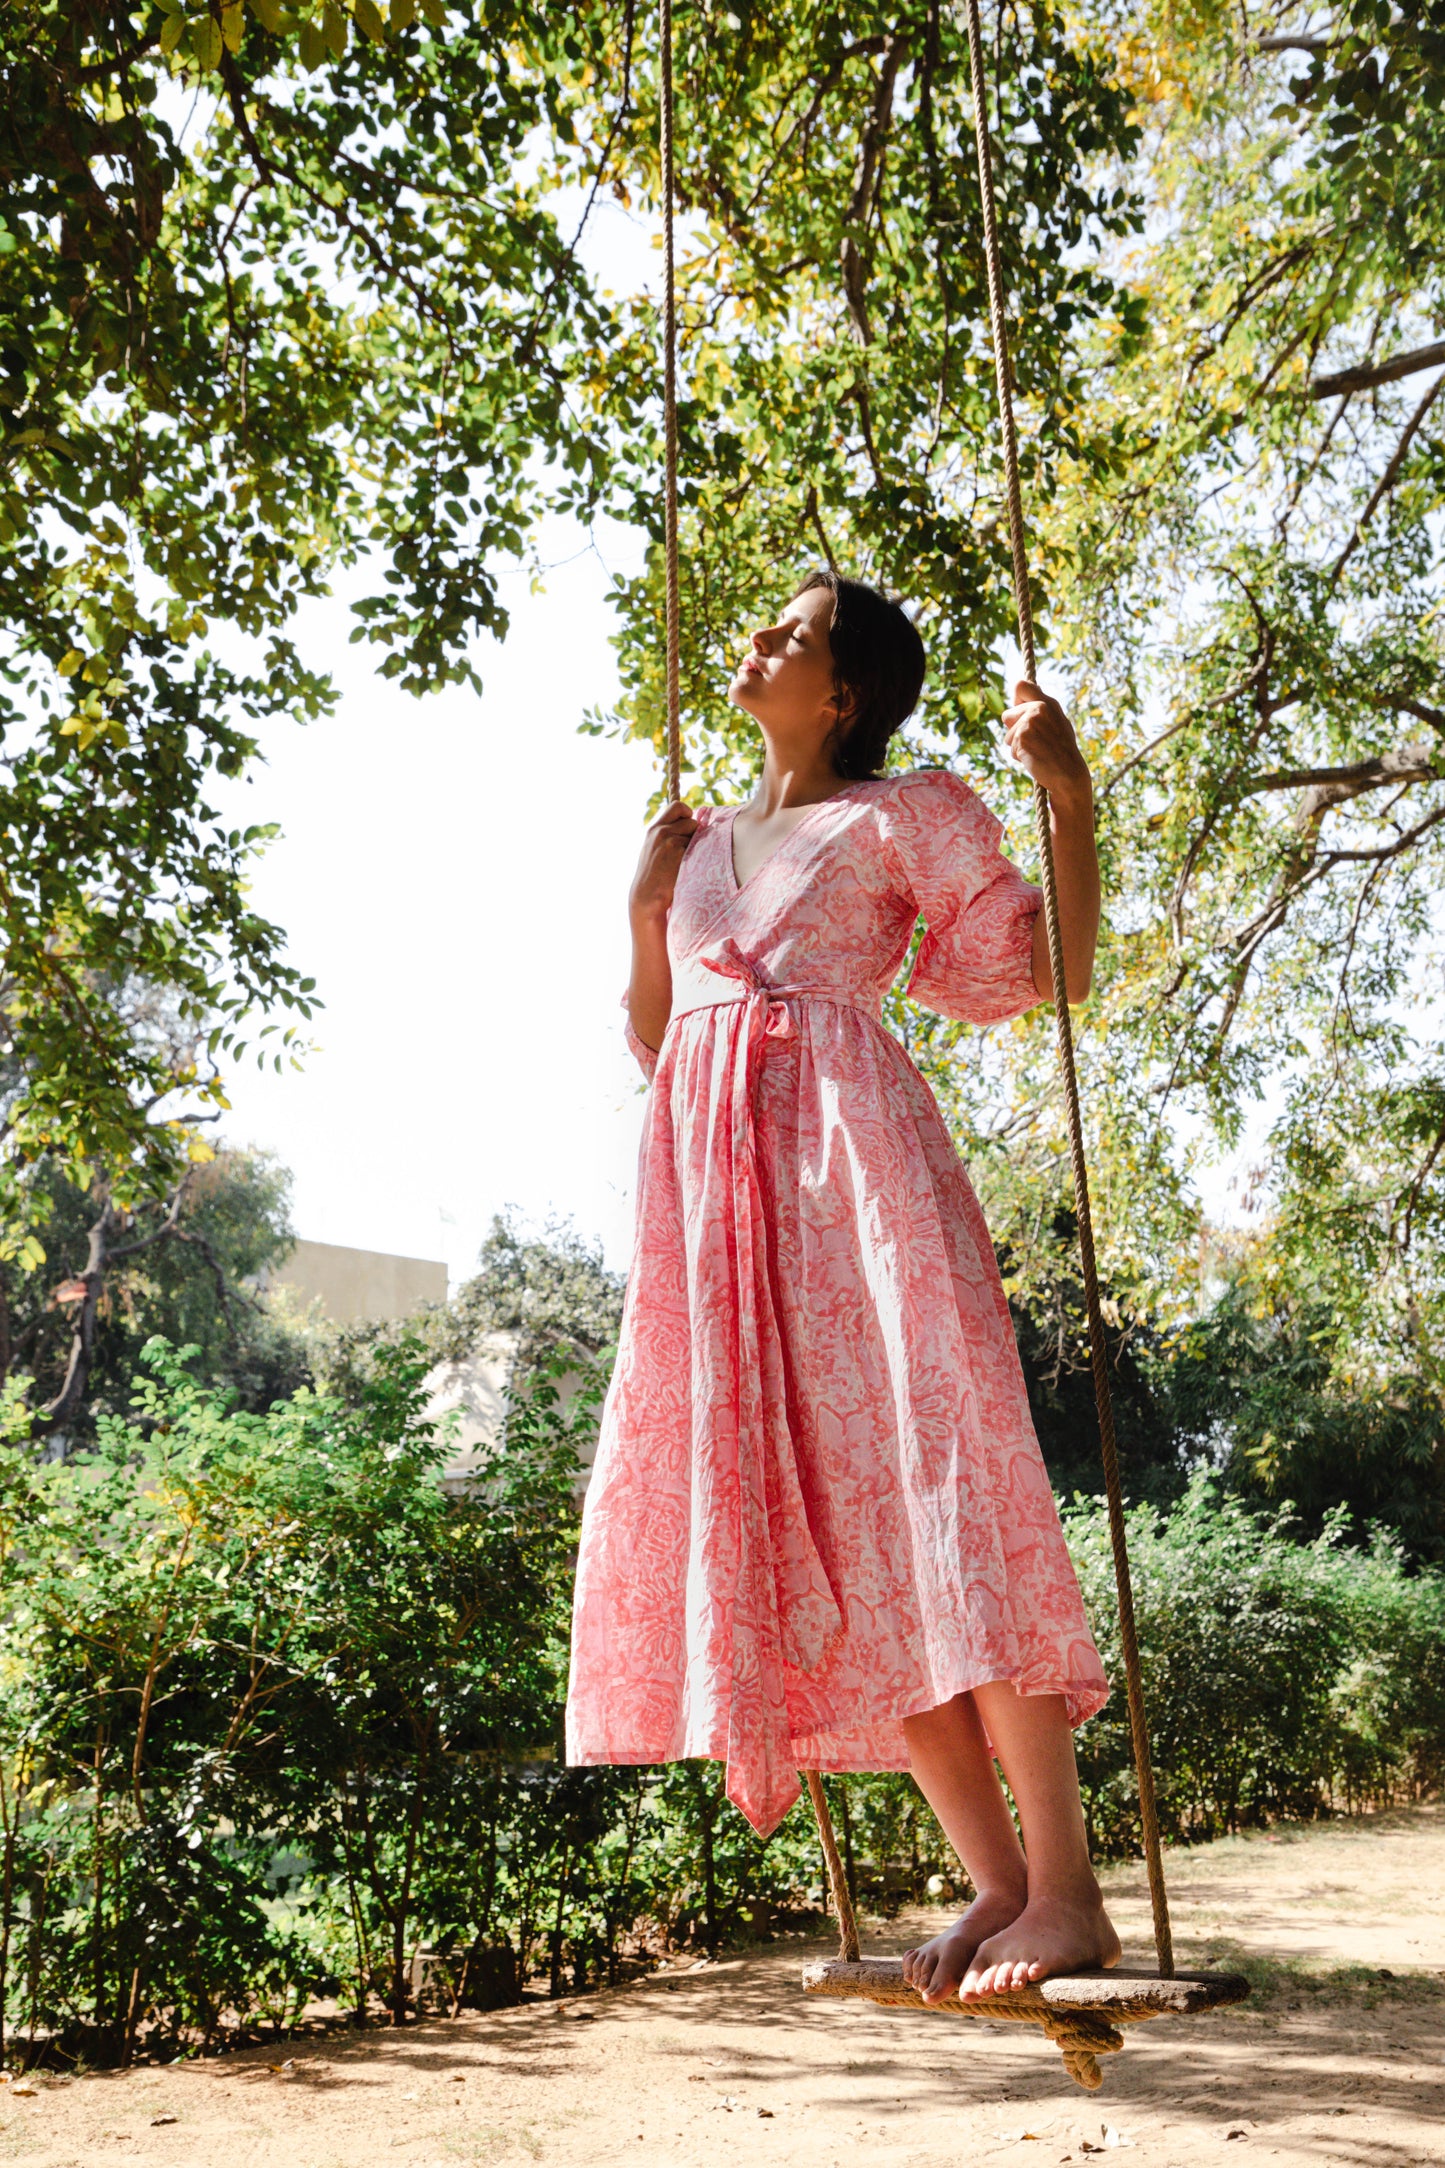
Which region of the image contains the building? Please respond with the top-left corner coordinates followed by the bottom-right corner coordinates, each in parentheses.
top-left (266, 1238), bottom-right (448, 1325)
top-left (263, 1239), bottom-right (598, 1492)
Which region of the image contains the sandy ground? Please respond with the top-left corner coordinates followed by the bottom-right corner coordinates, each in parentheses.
top-left (2, 1804), bottom-right (1442, 2168)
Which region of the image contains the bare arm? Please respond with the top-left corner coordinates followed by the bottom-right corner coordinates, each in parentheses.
top-left (1002, 679), bottom-right (1100, 1005)
top-left (626, 800), bottom-right (697, 1053)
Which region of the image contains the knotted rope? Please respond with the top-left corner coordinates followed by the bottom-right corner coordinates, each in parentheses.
top-left (653, 0), bottom-right (1173, 1982)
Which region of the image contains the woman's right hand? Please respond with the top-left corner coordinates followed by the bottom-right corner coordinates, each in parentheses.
top-left (629, 801), bottom-right (698, 924)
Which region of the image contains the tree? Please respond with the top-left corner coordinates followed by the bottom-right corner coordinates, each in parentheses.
top-left (1039, 0), bottom-right (1445, 1355)
top-left (0, 0), bottom-right (620, 1251)
top-left (1, 1145), bottom-right (310, 1444)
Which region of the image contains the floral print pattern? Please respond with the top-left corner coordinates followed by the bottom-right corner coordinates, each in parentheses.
top-left (566, 771), bottom-right (1110, 1837)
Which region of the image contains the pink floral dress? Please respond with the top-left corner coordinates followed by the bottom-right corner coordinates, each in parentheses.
top-left (566, 770), bottom-right (1109, 1837)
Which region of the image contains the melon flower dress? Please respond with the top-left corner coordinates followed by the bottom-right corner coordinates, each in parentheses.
top-left (566, 768), bottom-right (1109, 1838)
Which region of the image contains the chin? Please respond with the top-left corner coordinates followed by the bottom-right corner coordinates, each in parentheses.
top-left (728, 676), bottom-right (760, 711)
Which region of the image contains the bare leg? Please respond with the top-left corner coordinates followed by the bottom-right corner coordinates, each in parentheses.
top-left (960, 1682), bottom-right (1120, 1997)
top-left (898, 1692), bottom-right (1028, 2003)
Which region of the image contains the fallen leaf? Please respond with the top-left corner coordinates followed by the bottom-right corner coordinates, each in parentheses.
top-left (689, 2074), bottom-right (707, 2082)
top-left (1226, 2133), bottom-right (1247, 2142)
top-left (151, 2114), bottom-right (178, 2127)
top-left (569, 2010), bottom-right (596, 2022)
top-left (758, 2107), bottom-right (774, 2118)
top-left (9, 2084), bottom-right (37, 2099)
top-left (1101, 2129), bottom-right (1134, 2150)
top-left (450, 2073), bottom-right (466, 2083)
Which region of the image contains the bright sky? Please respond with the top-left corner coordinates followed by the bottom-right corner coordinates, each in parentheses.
top-left (214, 514), bottom-right (660, 1284)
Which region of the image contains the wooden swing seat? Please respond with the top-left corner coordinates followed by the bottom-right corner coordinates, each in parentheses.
top-left (802, 1957), bottom-right (1251, 2090)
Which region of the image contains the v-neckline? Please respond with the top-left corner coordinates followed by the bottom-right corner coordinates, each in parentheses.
top-left (724, 785), bottom-right (863, 897)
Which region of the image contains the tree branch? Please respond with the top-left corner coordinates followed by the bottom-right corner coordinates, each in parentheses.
top-left (1331, 370), bottom-right (1445, 582)
top-left (1310, 338), bottom-right (1445, 400)
top-left (1241, 742), bottom-right (1439, 811)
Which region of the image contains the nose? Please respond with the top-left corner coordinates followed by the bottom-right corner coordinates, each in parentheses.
top-left (750, 623), bottom-right (775, 656)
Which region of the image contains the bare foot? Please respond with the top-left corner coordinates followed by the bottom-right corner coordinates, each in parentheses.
top-left (901, 1886), bottom-right (1027, 2005)
top-left (960, 1888), bottom-right (1121, 1998)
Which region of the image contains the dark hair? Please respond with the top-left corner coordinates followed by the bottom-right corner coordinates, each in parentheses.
top-left (794, 569), bottom-right (926, 780)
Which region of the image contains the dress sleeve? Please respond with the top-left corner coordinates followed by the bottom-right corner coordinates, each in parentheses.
top-left (622, 995), bottom-right (660, 1083)
top-left (879, 771), bottom-right (1043, 1026)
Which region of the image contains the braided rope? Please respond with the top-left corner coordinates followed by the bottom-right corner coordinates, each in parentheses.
top-left (958, 0), bottom-right (1172, 1975)
top-left (805, 1772), bottom-right (861, 1961)
top-left (660, 0), bottom-right (682, 803)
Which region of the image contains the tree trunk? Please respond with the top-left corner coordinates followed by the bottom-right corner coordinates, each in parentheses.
top-left (92, 1732), bottom-right (106, 2036)
top-left (40, 1172), bottom-right (197, 1440)
top-left (43, 1199), bottom-right (118, 1439)
top-left (697, 1779), bottom-right (718, 1953)
top-left (0, 1768), bottom-right (15, 2064)
top-left (389, 1764), bottom-right (427, 2026)
top-left (547, 1846), bottom-right (571, 1998)
top-left (338, 1795), bottom-right (373, 2024)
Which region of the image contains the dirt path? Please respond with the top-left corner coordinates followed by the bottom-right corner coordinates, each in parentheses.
top-left (3, 1805), bottom-right (1442, 2168)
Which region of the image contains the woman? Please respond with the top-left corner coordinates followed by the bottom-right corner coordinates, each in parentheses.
top-left (567, 571), bottom-right (1119, 2002)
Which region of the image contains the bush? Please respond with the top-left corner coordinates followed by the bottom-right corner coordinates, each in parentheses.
top-left (1, 1348), bottom-right (1441, 2068)
top-left (1065, 1476), bottom-right (1445, 1854)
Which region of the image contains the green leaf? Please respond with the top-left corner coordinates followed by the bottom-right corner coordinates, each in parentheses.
top-left (323, 0), bottom-right (348, 58)
top-left (297, 16), bottom-right (325, 67)
top-left (189, 15), bottom-right (223, 68)
top-left (221, 1), bottom-right (245, 54)
top-left (159, 11), bottom-right (186, 54)
top-left (354, 0), bottom-right (386, 42)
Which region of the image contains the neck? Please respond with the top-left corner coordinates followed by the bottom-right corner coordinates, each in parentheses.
top-left (752, 735), bottom-right (848, 814)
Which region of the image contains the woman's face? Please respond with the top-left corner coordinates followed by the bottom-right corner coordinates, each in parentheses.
top-left (727, 586), bottom-right (842, 743)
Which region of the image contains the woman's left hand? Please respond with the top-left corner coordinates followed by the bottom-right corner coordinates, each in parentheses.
top-left (1002, 679), bottom-right (1092, 804)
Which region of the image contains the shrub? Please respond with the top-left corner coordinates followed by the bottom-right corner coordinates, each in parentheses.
top-left (1065, 1476), bottom-right (1445, 1854)
top-left (2, 1354), bottom-right (1442, 2067)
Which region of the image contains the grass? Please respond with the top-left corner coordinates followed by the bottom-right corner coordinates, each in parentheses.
top-left (1193, 1946), bottom-right (1445, 2012)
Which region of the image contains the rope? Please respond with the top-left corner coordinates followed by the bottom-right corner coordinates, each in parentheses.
top-left (659, 0), bottom-right (682, 803)
top-left (805, 1772), bottom-right (861, 1962)
top-left (958, 0), bottom-right (1173, 1976)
